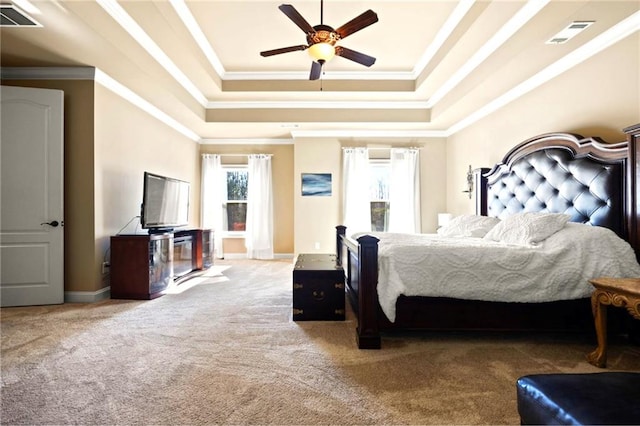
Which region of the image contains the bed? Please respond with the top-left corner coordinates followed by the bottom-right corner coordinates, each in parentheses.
top-left (336, 126), bottom-right (640, 349)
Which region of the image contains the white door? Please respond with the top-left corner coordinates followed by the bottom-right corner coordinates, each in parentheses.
top-left (1, 85), bottom-right (64, 307)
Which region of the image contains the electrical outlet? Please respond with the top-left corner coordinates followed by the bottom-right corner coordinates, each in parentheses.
top-left (102, 262), bottom-right (110, 274)
top-left (314, 242), bottom-right (320, 250)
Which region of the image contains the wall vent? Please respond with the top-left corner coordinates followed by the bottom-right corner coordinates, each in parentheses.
top-left (546, 21), bottom-right (594, 44)
top-left (0, 4), bottom-right (41, 27)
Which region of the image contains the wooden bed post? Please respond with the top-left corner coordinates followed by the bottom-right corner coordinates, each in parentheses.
top-left (625, 123), bottom-right (640, 261)
top-left (474, 168), bottom-right (490, 215)
top-left (336, 225), bottom-right (346, 267)
top-left (356, 234), bottom-right (381, 349)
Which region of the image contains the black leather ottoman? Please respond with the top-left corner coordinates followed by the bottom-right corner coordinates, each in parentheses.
top-left (516, 372), bottom-right (640, 425)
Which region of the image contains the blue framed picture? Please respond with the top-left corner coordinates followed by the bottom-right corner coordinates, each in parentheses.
top-left (301, 173), bottom-right (332, 196)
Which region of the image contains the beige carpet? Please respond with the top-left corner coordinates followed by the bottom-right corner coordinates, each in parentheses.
top-left (2, 259), bottom-right (639, 425)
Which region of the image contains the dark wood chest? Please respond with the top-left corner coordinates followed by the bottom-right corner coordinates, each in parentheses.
top-left (293, 253), bottom-right (345, 321)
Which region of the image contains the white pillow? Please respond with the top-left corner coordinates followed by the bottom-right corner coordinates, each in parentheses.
top-left (437, 215), bottom-right (500, 238)
top-left (483, 212), bottom-right (571, 245)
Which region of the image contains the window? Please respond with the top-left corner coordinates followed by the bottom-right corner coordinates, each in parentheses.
top-left (224, 167), bottom-right (248, 232)
top-left (369, 160), bottom-right (390, 232)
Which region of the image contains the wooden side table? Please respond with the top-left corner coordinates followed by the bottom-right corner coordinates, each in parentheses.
top-left (586, 277), bottom-right (640, 368)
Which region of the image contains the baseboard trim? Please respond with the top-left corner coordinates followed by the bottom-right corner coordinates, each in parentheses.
top-left (275, 253), bottom-right (294, 259)
top-left (65, 287), bottom-right (111, 303)
top-left (221, 253), bottom-right (294, 260)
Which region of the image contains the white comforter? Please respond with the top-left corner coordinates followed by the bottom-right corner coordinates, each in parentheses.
top-left (353, 223), bottom-right (640, 322)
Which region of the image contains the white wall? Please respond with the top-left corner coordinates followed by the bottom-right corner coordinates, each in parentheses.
top-left (293, 136), bottom-right (449, 255)
top-left (293, 137), bottom-right (342, 254)
top-left (445, 34), bottom-right (640, 216)
top-left (94, 84), bottom-right (200, 290)
top-left (418, 139), bottom-right (448, 232)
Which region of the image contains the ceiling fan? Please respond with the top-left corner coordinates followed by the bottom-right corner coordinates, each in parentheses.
top-left (260, 1), bottom-right (379, 80)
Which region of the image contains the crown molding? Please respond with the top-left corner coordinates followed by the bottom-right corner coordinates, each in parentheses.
top-left (222, 71), bottom-right (416, 81)
top-left (290, 129), bottom-right (448, 139)
top-left (0, 66), bottom-right (96, 80)
top-left (206, 100), bottom-right (430, 109)
top-left (199, 138), bottom-right (294, 145)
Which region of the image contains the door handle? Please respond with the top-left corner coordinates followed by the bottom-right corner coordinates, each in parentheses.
top-left (41, 220), bottom-right (60, 227)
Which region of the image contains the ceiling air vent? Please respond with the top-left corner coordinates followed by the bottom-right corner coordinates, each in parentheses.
top-left (545, 20), bottom-right (594, 45)
top-left (0, 4), bottom-right (41, 27)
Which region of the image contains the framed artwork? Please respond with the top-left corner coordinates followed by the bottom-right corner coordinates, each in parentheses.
top-left (301, 173), bottom-right (332, 196)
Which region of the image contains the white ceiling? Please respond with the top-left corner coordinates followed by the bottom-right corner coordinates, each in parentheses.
top-left (1, 0), bottom-right (639, 142)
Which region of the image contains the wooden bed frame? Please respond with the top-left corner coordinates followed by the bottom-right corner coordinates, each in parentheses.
top-left (337, 125), bottom-right (640, 349)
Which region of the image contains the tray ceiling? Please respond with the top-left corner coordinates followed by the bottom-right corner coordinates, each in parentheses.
top-left (1, 0), bottom-right (638, 142)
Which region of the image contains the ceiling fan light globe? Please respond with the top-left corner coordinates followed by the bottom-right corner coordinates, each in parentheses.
top-left (308, 42), bottom-right (335, 62)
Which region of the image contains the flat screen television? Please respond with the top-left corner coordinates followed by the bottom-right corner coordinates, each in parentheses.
top-left (141, 172), bottom-right (190, 232)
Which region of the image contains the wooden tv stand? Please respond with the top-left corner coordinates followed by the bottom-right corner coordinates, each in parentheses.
top-left (110, 228), bottom-right (214, 299)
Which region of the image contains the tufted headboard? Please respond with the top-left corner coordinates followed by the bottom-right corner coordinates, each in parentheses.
top-left (475, 132), bottom-right (629, 240)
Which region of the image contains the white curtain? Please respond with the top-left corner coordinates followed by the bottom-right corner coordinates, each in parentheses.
top-left (201, 154), bottom-right (224, 258)
top-left (342, 147), bottom-right (371, 233)
top-left (245, 154), bottom-right (274, 259)
top-left (388, 148), bottom-right (421, 233)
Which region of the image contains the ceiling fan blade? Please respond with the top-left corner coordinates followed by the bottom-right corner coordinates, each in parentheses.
top-left (279, 4), bottom-right (314, 34)
top-left (335, 9), bottom-right (378, 39)
top-left (260, 45), bottom-right (308, 57)
top-left (335, 46), bottom-right (376, 67)
top-left (309, 61), bottom-right (322, 80)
